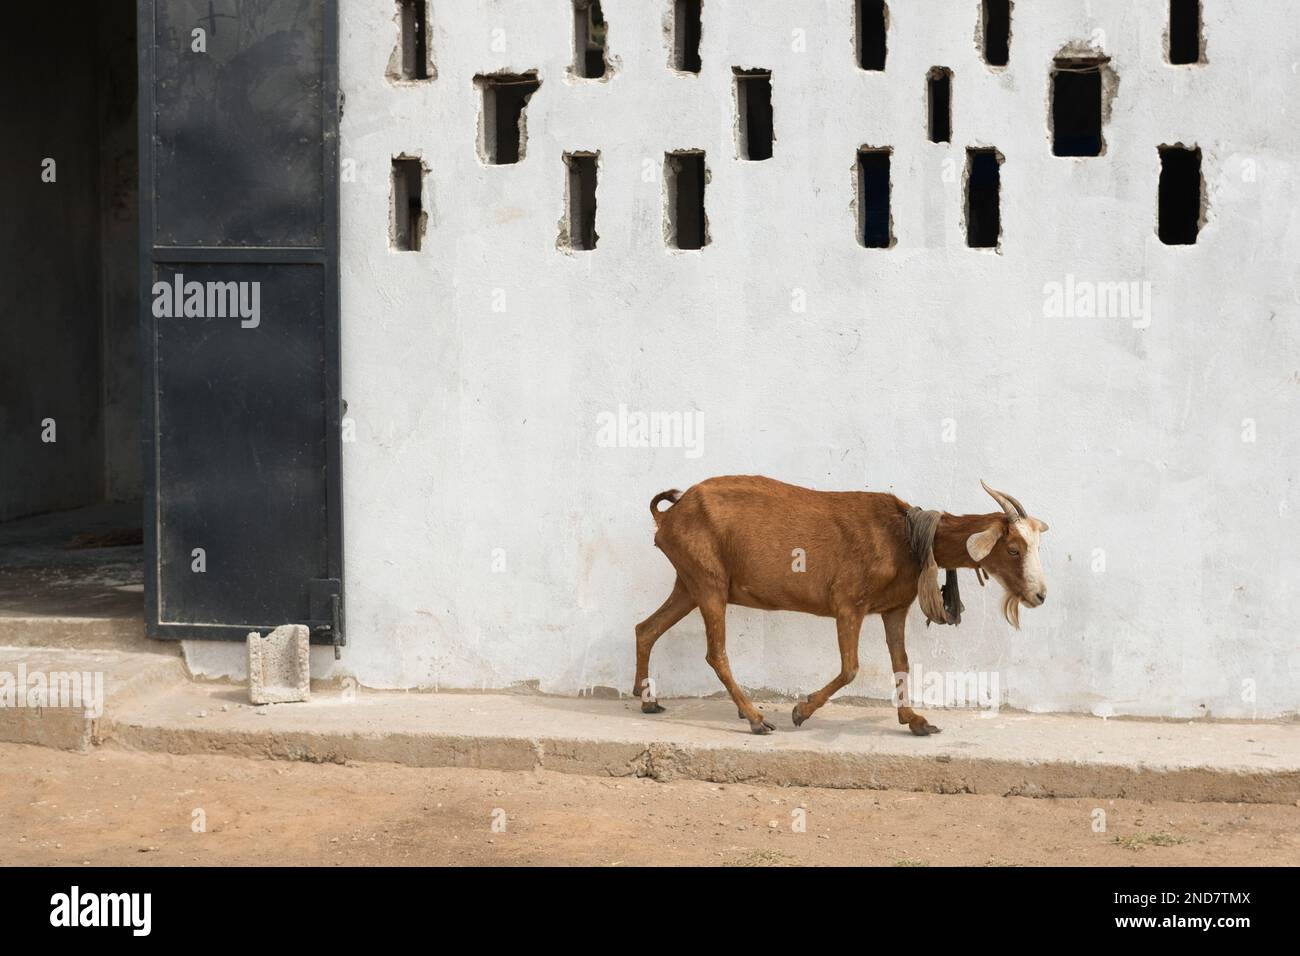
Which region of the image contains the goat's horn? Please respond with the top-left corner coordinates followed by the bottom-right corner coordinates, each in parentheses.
top-left (980, 479), bottom-right (1026, 519)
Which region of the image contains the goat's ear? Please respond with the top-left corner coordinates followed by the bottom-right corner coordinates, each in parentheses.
top-left (966, 526), bottom-right (1003, 562)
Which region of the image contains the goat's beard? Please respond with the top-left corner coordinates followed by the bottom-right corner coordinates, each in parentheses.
top-left (1002, 590), bottom-right (1022, 629)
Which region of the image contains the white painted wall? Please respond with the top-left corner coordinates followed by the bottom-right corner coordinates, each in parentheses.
top-left (186, 0), bottom-right (1300, 719)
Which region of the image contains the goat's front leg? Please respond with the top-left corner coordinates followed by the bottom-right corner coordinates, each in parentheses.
top-left (792, 610), bottom-right (863, 726)
top-left (882, 607), bottom-right (941, 736)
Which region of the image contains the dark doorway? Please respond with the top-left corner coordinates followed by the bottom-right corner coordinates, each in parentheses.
top-left (0, 1), bottom-right (144, 633)
top-left (2, 0), bottom-right (343, 647)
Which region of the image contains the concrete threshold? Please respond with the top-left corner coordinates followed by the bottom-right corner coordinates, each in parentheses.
top-left (97, 682), bottom-right (1300, 804)
top-left (0, 645), bottom-right (186, 751)
top-left (0, 615), bottom-right (157, 652)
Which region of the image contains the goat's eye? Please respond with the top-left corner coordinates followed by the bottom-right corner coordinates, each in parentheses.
top-left (1007, 548), bottom-right (1020, 557)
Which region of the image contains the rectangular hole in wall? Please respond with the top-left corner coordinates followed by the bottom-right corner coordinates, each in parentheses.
top-left (398, 0), bottom-right (429, 81)
top-left (564, 152), bottom-right (599, 251)
top-left (672, 0), bottom-right (702, 73)
top-left (927, 67), bottom-right (952, 143)
top-left (734, 69), bottom-right (773, 161)
top-left (1052, 58), bottom-right (1103, 157)
top-left (1158, 145), bottom-right (1201, 244)
top-left (574, 0), bottom-right (607, 78)
top-left (391, 157), bottom-right (424, 251)
top-left (476, 72), bottom-right (541, 165)
top-left (856, 148), bottom-right (892, 248)
top-left (982, 0), bottom-right (1010, 67)
top-left (1168, 0), bottom-right (1202, 65)
top-left (965, 148), bottom-right (1001, 249)
top-left (665, 151), bottom-right (707, 250)
top-left (856, 0), bottom-right (887, 71)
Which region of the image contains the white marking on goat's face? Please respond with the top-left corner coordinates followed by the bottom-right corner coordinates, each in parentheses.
top-left (1014, 520), bottom-right (1047, 607)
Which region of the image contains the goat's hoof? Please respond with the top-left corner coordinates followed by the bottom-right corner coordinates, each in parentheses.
top-left (791, 702), bottom-right (809, 727)
top-left (908, 717), bottom-right (941, 736)
top-left (749, 717), bottom-right (776, 735)
top-left (737, 709), bottom-right (746, 719)
top-left (641, 700), bottom-right (666, 714)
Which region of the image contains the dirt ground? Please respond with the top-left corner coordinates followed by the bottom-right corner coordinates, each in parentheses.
top-left (2, 742), bottom-right (1297, 867)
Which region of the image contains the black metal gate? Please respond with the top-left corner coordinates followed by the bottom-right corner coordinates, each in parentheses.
top-left (138, 0), bottom-right (343, 646)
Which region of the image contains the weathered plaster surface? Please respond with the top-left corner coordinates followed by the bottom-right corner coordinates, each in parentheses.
top-left (186, 1), bottom-right (1300, 719)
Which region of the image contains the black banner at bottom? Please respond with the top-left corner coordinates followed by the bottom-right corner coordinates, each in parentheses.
top-left (0, 865), bottom-right (1283, 941)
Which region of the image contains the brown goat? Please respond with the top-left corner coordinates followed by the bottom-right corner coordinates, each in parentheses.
top-left (633, 476), bottom-right (1048, 735)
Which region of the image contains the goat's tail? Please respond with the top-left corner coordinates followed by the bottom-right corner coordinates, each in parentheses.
top-left (649, 489), bottom-right (682, 526)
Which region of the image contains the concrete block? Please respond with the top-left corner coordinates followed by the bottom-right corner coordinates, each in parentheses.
top-left (246, 625), bottom-right (310, 704)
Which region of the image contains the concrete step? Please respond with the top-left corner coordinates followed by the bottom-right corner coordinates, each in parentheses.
top-left (0, 645), bottom-right (187, 751)
top-left (0, 615), bottom-right (164, 653)
top-left (101, 685), bottom-right (1300, 804)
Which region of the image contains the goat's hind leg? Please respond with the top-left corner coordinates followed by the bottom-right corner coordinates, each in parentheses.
top-left (633, 578), bottom-right (695, 714)
top-left (698, 596), bottom-right (774, 734)
top-left (792, 611), bottom-right (863, 727)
